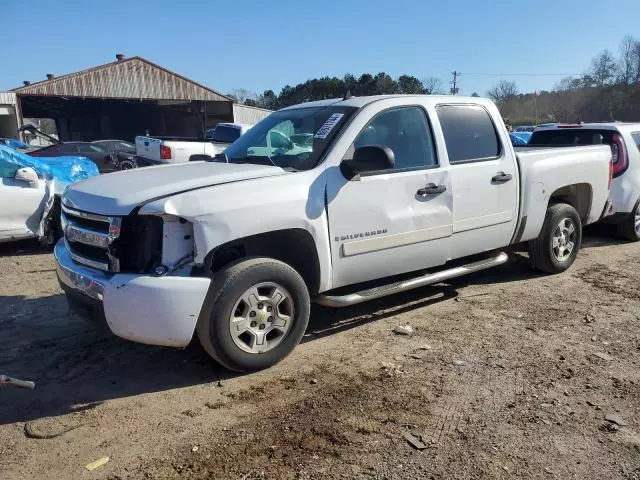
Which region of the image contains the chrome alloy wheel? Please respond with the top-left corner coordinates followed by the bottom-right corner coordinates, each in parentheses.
top-left (228, 282), bottom-right (294, 354)
top-left (551, 217), bottom-right (577, 262)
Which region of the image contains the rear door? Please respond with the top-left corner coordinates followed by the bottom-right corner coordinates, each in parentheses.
top-left (436, 104), bottom-right (519, 257)
top-left (77, 144), bottom-right (112, 172)
top-left (326, 105), bottom-right (453, 288)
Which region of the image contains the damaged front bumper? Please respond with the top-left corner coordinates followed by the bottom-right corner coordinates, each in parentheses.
top-left (55, 240), bottom-right (211, 348)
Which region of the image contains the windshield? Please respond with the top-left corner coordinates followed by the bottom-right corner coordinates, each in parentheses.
top-left (224, 105), bottom-right (357, 171)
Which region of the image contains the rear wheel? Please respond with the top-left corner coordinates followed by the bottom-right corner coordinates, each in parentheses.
top-left (529, 203), bottom-right (582, 274)
top-left (616, 199), bottom-right (640, 241)
top-left (196, 257), bottom-right (310, 372)
top-left (117, 159), bottom-right (137, 170)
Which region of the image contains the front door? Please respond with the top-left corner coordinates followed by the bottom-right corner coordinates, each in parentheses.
top-left (326, 105), bottom-right (453, 289)
top-left (0, 159), bottom-right (46, 241)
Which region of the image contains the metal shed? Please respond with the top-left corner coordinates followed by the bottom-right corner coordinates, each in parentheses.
top-left (9, 55), bottom-right (238, 142)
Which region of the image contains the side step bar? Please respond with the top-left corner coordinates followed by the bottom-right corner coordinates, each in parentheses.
top-left (315, 252), bottom-right (509, 307)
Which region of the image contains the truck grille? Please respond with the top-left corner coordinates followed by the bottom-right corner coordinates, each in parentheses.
top-left (61, 204), bottom-right (122, 272)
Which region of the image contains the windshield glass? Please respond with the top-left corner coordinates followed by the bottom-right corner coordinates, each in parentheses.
top-left (224, 105), bottom-right (357, 171)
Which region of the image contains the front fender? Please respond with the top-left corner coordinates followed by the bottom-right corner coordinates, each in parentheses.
top-left (139, 169), bottom-right (334, 292)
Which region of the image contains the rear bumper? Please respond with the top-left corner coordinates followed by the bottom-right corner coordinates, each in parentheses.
top-left (55, 239), bottom-right (211, 347)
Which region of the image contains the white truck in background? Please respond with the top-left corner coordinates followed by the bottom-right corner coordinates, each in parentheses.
top-left (135, 123), bottom-right (252, 165)
top-left (56, 95), bottom-right (613, 373)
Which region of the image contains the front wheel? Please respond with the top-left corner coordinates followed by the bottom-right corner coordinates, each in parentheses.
top-left (528, 203), bottom-right (582, 274)
top-left (196, 257), bottom-right (310, 372)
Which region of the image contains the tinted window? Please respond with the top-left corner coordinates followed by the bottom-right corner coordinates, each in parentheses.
top-left (353, 106), bottom-right (437, 170)
top-left (632, 132), bottom-right (640, 152)
top-left (0, 158), bottom-right (18, 178)
top-left (59, 144), bottom-right (78, 154)
top-left (529, 129), bottom-right (615, 147)
top-left (77, 144), bottom-right (104, 153)
top-left (210, 125), bottom-right (241, 143)
top-left (437, 105), bottom-right (501, 163)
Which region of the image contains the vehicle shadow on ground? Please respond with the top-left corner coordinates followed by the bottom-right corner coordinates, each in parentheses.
top-left (0, 232), bottom-right (624, 425)
top-left (0, 239), bottom-right (51, 258)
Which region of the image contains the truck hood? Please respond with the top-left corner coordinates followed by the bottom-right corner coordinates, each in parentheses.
top-left (63, 161), bottom-right (286, 216)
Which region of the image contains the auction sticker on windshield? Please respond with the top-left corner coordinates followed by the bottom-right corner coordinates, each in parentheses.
top-left (314, 113), bottom-right (344, 139)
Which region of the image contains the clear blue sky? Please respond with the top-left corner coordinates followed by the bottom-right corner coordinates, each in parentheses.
top-left (2, 0), bottom-right (639, 97)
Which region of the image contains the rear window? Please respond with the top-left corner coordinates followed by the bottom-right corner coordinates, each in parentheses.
top-left (436, 105), bottom-right (501, 163)
top-left (529, 129), bottom-right (614, 147)
top-left (632, 132), bottom-right (640, 152)
top-left (209, 125), bottom-right (241, 143)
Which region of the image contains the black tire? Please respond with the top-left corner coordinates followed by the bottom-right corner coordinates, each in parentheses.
top-left (528, 203), bottom-right (582, 274)
top-left (117, 159), bottom-right (137, 170)
top-left (196, 257), bottom-right (310, 372)
top-left (615, 199), bottom-right (640, 241)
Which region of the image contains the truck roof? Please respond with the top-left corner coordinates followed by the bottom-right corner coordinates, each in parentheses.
top-left (279, 94), bottom-right (495, 111)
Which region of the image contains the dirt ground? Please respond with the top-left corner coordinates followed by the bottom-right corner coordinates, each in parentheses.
top-left (2, 231), bottom-right (640, 480)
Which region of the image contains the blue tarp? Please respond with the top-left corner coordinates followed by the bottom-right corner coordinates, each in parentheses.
top-left (3, 138), bottom-right (31, 150)
top-left (0, 143), bottom-right (99, 188)
top-left (509, 132), bottom-right (532, 146)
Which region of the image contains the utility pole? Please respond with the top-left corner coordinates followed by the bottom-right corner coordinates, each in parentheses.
top-left (450, 71), bottom-right (460, 95)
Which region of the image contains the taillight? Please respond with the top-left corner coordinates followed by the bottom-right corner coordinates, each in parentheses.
top-left (611, 133), bottom-right (628, 178)
top-left (160, 145), bottom-right (171, 160)
top-left (608, 158), bottom-right (613, 190)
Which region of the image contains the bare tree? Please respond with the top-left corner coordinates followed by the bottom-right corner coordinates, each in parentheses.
top-left (227, 88), bottom-right (258, 105)
top-left (618, 35), bottom-right (638, 85)
top-left (589, 50), bottom-right (618, 87)
top-left (487, 80), bottom-right (518, 104)
top-left (422, 77), bottom-right (444, 94)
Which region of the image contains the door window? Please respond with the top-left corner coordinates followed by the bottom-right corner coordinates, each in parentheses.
top-left (59, 144), bottom-right (78, 154)
top-left (436, 105), bottom-right (501, 163)
top-left (77, 144), bottom-right (105, 153)
top-left (0, 159), bottom-right (18, 178)
top-left (353, 106), bottom-right (437, 171)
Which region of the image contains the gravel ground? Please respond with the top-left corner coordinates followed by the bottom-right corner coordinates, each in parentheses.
top-left (1, 232), bottom-right (640, 479)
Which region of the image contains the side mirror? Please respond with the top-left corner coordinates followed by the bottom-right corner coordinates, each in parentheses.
top-left (340, 145), bottom-right (395, 180)
top-left (15, 167), bottom-right (39, 187)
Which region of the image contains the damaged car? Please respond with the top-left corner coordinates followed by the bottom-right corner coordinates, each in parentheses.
top-left (0, 143), bottom-right (99, 246)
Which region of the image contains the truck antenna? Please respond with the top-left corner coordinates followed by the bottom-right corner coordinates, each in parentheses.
top-left (343, 89), bottom-right (354, 101)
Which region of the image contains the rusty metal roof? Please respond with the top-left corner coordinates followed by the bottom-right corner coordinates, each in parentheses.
top-left (12, 56), bottom-right (232, 102)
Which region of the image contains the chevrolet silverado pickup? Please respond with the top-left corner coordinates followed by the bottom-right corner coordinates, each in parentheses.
top-left (55, 95), bottom-right (613, 372)
top-left (135, 123), bottom-right (253, 165)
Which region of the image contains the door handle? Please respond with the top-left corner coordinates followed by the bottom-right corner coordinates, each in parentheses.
top-left (491, 172), bottom-right (513, 183)
top-left (417, 183), bottom-right (446, 196)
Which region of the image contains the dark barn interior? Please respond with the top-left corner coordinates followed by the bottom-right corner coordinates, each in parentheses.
top-left (19, 96), bottom-right (233, 142)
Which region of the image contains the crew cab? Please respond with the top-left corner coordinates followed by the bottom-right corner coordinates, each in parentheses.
top-left (135, 123), bottom-right (252, 165)
top-left (529, 123), bottom-right (640, 240)
top-left (55, 95), bottom-right (613, 372)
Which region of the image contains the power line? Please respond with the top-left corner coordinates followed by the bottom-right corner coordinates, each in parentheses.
top-left (462, 72), bottom-right (581, 77)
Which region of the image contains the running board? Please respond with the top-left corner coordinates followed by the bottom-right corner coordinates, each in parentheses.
top-left (315, 252), bottom-right (509, 307)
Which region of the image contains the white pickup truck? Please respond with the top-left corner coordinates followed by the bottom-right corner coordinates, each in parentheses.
top-left (135, 122), bottom-right (252, 165)
top-left (55, 95), bottom-right (613, 372)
